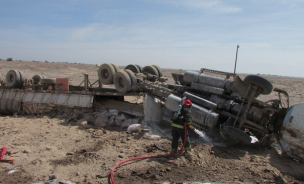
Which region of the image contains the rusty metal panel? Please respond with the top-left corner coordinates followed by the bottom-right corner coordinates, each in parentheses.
top-left (279, 103), bottom-right (304, 160)
top-left (56, 78), bottom-right (69, 91)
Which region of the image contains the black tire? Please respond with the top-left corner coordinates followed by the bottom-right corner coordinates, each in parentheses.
top-left (18, 71), bottom-right (25, 87)
top-left (152, 65), bottom-right (163, 77)
top-left (111, 63), bottom-right (121, 73)
top-left (6, 70), bottom-right (21, 88)
top-left (142, 65), bottom-right (159, 76)
top-left (114, 71), bottom-right (131, 93)
top-left (136, 65), bottom-right (142, 73)
top-left (40, 78), bottom-right (56, 84)
top-left (98, 63), bottom-right (115, 84)
top-left (220, 125), bottom-right (252, 144)
top-left (32, 75), bottom-right (44, 83)
top-left (125, 64), bottom-right (140, 74)
top-left (243, 75), bottom-right (273, 95)
top-left (124, 69), bottom-right (137, 87)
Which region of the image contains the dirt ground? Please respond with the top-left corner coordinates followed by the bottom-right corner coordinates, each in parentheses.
top-left (0, 60), bottom-right (304, 184)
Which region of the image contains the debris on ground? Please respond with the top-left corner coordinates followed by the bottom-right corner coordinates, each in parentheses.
top-left (0, 61), bottom-right (304, 184)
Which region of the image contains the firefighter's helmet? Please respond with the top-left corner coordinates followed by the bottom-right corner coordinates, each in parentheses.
top-left (183, 99), bottom-right (192, 108)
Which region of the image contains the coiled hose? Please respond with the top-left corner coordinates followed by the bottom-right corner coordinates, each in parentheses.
top-left (110, 123), bottom-right (188, 184)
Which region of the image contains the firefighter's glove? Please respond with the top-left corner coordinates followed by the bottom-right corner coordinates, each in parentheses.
top-left (188, 125), bottom-right (194, 131)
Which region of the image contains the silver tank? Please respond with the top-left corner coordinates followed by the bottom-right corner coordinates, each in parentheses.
top-left (183, 70), bottom-right (226, 88)
top-left (165, 94), bottom-right (219, 129)
top-left (191, 83), bottom-right (224, 95)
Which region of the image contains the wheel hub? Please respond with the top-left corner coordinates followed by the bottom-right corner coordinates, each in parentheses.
top-left (102, 70), bottom-right (109, 78)
top-left (9, 74), bottom-right (15, 83)
top-left (118, 78), bottom-right (124, 88)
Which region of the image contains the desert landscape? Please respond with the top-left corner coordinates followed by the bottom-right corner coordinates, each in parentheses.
top-left (0, 59), bottom-right (304, 184)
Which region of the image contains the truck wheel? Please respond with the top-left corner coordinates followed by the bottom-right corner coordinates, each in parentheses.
top-left (125, 64), bottom-right (140, 73)
top-left (18, 71), bottom-right (25, 87)
top-left (40, 78), bottom-right (56, 84)
top-left (142, 65), bottom-right (159, 76)
top-left (152, 65), bottom-right (163, 77)
top-left (111, 63), bottom-right (121, 72)
top-left (243, 75), bottom-right (273, 95)
top-left (98, 63), bottom-right (115, 84)
top-left (114, 71), bottom-right (131, 93)
top-left (32, 75), bottom-right (44, 83)
top-left (6, 70), bottom-right (21, 88)
top-left (124, 69), bottom-right (137, 88)
top-left (220, 125), bottom-right (251, 144)
top-left (136, 65), bottom-right (142, 73)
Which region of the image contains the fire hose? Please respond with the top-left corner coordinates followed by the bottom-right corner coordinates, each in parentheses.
top-left (0, 146), bottom-right (15, 164)
top-left (110, 123), bottom-right (191, 184)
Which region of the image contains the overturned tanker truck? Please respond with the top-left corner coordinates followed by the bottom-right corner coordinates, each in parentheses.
top-left (0, 63), bottom-right (303, 161)
top-left (145, 68), bottom-right (304, 161)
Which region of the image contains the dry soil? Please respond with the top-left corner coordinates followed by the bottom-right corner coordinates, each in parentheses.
top-left (0, 60), bottom-right (304, 184)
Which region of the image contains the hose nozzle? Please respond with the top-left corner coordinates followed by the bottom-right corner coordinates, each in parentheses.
top-left (188, 125), bottom-right (195, 131)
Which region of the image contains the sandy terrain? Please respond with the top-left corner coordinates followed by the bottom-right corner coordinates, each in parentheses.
top-left (0, 60), bottom-right (304, 184)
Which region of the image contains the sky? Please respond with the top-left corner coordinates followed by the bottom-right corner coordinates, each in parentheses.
top-left (1, 0), bottom-right (303, 77)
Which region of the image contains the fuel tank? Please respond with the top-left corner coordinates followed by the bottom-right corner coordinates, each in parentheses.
top-left (279, 103), bottom-right (304, 160)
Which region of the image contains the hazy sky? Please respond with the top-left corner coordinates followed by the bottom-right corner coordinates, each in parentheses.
top-left (1, 0), bottom-right (303, 77)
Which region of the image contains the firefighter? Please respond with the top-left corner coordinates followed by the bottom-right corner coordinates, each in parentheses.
top-left (171, 99), bottom-right (193, 153)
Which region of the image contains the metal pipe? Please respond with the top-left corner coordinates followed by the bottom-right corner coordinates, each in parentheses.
top-left (234, 45), bottom-right (240, 74)
top-left (183, 92), bottom-right (217, 110)
top-left (191, 83), bottom-right (224, 95)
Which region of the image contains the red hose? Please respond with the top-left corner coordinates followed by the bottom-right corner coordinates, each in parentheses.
top-left (110, 123), bottom-right (188, 184)
top-left (0, 147), bottom-right (15, 163)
